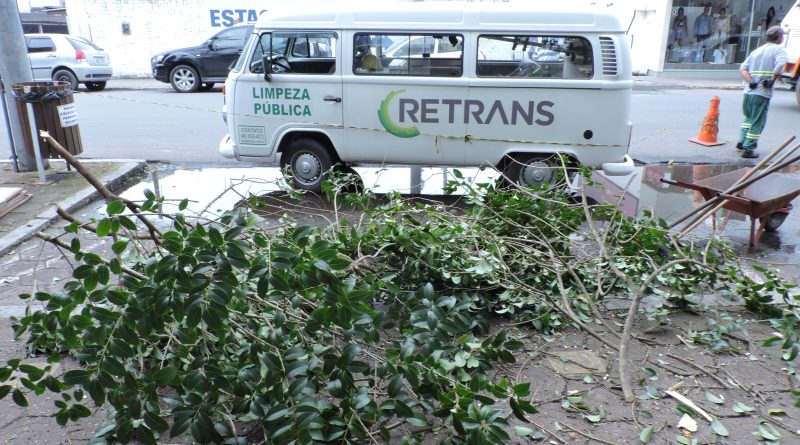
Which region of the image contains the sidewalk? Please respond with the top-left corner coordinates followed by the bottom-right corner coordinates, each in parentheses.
top-left (0, 160), bottom-right (146, 257)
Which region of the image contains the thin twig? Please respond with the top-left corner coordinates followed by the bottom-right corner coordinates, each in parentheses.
top-left (35, 231), bottom-right (147, 280)
top-left (560, 422), bottom-right (616, 445)
top-left (665, 353), bottom-right (730, 389)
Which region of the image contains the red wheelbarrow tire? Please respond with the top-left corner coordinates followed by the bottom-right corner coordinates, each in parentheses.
top-left (764, 212), bottom-right (789, 232)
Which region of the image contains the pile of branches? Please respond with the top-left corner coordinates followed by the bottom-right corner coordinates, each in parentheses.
top-left (0, 135), bottom-right (798, 444)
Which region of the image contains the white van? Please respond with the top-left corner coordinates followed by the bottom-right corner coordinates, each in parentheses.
top-left (219, 2), bottom-right (634, 191)
top-left (782, 1), bottom-right (800, 104)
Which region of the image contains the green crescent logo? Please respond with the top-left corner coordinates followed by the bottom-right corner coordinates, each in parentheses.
top-left (378, 89), bottom-right (420, 138)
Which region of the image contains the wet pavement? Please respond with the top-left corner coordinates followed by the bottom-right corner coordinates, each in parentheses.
top-left (114, 163), bottom-right (800, 280)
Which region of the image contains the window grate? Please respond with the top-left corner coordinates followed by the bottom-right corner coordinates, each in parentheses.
top-left (599, 37), bottom-right (617, 76)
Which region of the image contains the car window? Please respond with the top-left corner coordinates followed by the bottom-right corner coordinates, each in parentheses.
top-left (477, 35), bottom-right (593, 79)
top-left (291, 34), bottom-right (335, 58)
top-left (214, 26), bottom-right (251, 50)
top-left (250, 32), bottom-right (336, 75)
top-left (26, 36), bottom-right (56, 53)
top-left (356, 33), bottom-right (463, 77)
top-left (67, 36), bottom-right (102, 51)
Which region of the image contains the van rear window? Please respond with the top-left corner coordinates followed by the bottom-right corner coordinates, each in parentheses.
top-left (477, 35), bottom-right (593, 79)
top-left (353, 33), bottom-right (463, 77)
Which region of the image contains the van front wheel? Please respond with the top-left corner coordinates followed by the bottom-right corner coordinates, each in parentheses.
top-left (503, 154), bottom-right (563, 188)
top-left (281, 139), bottom-right (333, 192)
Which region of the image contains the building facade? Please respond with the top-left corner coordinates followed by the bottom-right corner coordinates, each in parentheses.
top-left (16, 0), bottom-right (799, 78)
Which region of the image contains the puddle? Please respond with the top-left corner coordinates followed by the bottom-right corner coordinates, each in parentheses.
top-left (110, 163), bottom-right (800, 277)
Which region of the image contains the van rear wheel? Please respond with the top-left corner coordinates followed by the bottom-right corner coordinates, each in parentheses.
top-left (281, 139), bottom-right (333, 192)
top-left (503, 154), bottom-right (566, 188)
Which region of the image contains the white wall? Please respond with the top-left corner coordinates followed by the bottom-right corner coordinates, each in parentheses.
top-left (60, 0), bottom-right (675, 77)
top-left (63, 0), bottom-right (279, 77)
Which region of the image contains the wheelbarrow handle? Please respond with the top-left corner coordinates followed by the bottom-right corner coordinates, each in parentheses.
top-left (660, 177), bottom-right (707, 193)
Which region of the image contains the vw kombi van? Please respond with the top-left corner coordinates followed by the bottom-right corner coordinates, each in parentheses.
top-left (219, 2), bottom-right (634, 191)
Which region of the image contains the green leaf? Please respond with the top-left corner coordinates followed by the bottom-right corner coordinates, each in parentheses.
top-left (179, 198), bottom-right (189, 211)
top-left (96, 219), bottom-right (112, 237)
top-left (762, 336), bottom-right (783, 347)
top-left (643, 367), bottom-right (658, 381)
top-left (152, 366), bottom-right (177, 386)
top-left (732, 401), bottom-right (755, 414)
top-left (639, 426), bottom-right (654, 443)
top-left (102, 357), bottom-right (126, 377)
top-left (112, 240), bottom-right (129, 255)
top-left (107, 200), bottom-right (126, 215)
top-left (12, 388), bottom-right (28, 407)
top-left (515, 426), bottom-right (534, 437)
top-left (704, 391), bottom-right (724, 404)
top-left (63, 370), bottom-right (91, 385)
top-left (711, 419), bottom-right (728, 437)
top-left (0, 385), bottom-right (11, 400)
top-left (143, 411), bottom-right (169, 432)
top-left (767, 408), bottom-right (785, 417)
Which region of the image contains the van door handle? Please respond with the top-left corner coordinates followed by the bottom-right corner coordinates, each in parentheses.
top-left (324, 96), bottom-right (342, 103)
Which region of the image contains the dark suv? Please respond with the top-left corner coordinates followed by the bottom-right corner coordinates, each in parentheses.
top-left (151, 23), bottom-right (253, 92)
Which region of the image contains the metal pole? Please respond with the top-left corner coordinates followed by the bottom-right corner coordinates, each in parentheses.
top-left (25, 103), bottom-right (47, 182)
top-left (0, 76), bottom-right (19, 172)
top-left (410, 166), bottom-right (422, 194)
top-left (0, 0), bottom-right (38, 171)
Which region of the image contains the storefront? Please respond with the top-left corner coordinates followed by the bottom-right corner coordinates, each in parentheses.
top-left (664, 0), bottom-right (794, 70)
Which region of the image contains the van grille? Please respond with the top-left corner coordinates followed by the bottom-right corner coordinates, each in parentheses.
top-left (599, 37), bottom-right (618, 76)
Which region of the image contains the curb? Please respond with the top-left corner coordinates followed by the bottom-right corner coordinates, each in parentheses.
top-left (0, 160), bottom-right (147, 257)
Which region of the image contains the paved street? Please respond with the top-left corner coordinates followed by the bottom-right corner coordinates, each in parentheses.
top-left (2, 77), bottom-right (799, 166)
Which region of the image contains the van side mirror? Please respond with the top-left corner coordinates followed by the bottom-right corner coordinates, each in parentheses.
top-left (262, 54), bottom-right (272, 81)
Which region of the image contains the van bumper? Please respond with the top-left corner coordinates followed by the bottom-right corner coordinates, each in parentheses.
top-left (601, 154), bottom-right (634, 176)
top-left (219, 134), bottom-right (237, 159)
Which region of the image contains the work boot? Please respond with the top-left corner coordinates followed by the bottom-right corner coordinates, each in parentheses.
top-left (741, 151), bottom-right (758, 159)
top-left (736, 142), bottom-right (743, 150)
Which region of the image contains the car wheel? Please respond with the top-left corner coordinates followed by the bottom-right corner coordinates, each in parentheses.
top-left (84, 81), bottom-right (107, 91)
top-left (169, 65), bottom-right (200, 93)
top-left (503, 154), bottom-right (566, 188)
top-left (280, 139), bottom-right (334, 192)
top-left (53, 69), bottom-right (79, 91)
top-left (199, 82), bottom-right (215, 91)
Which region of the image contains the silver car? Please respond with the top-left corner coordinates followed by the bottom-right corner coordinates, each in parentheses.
top-left (25, 34), bottom-right (112, 91)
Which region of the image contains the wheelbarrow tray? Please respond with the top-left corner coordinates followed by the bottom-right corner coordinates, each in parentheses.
top-left (666, 168), bottom-right (800, 244)
top-left (692, 168), bottom-right (800, 218)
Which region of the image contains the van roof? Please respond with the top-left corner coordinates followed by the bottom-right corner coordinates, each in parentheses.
top-left (256, 2), bottom-right (625, 33)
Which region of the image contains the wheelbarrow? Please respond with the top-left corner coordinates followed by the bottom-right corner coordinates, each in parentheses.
top-left (661, 167), bottom-right (800, 245)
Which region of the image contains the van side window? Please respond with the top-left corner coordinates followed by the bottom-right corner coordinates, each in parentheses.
top-left (354, 33), bottom-right (463, 77)
top-left (250, 32), bottom-right (336, 75)
top-left (477, 35), bottom-right (593, 79)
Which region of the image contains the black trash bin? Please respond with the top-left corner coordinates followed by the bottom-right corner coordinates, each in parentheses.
top-left (12, 81), bottom-right (83, 159)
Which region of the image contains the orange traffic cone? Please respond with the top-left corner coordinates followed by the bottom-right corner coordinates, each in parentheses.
top-left (689, 96), bottom-right (726, 146)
